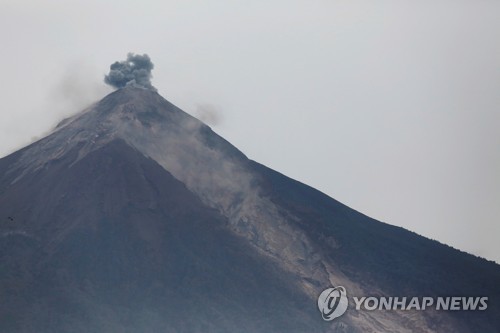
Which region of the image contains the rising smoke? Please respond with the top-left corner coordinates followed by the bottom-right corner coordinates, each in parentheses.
top-left (104, 53), bottom-right (156, 91)
top-left (195, 104), bottom-right (223, 126)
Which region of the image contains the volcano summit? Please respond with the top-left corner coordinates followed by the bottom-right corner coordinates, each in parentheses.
top-left (0, 86), bottom-right (499, 332)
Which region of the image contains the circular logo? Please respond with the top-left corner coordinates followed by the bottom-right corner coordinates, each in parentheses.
top-left (318, 286), bottom-right (348, 321)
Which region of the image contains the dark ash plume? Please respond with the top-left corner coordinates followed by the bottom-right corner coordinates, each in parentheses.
top-left (104, 53), bottom-right (156, 91)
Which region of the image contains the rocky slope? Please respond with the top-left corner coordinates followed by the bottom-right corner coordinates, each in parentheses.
top-left (0, 87), bottom-right (498, 332)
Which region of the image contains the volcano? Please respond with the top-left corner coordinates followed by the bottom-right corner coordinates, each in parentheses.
top-left (0, 87), bottom-right (498, 332)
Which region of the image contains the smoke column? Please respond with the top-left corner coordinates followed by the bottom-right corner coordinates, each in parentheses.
top-left (104, 53), bottom-right (156, 91)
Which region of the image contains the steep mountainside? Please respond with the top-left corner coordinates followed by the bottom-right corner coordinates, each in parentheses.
top-left (0, 87), bottom-right (498, 332)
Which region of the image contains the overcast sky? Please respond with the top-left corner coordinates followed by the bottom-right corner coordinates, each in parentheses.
top-left (0, 0), bottom-right (499, 263)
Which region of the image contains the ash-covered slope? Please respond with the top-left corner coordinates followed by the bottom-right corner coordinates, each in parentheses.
top-left (0, 138), bottom-right (325, 333)
top-left (0, 87), bottom-right (499, 332)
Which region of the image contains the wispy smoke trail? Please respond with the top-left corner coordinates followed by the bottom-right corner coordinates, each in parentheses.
top-left (104, 53), bottom-right (156, 91)
top-left (195, 104), bottom-right (223, 126)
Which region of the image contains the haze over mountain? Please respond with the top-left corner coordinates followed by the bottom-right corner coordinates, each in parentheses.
top-left (0, 86), bottom-right (499, 332)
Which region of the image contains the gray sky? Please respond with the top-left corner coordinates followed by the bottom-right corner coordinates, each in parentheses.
top-left (1, 0), bottom-right (499, 263)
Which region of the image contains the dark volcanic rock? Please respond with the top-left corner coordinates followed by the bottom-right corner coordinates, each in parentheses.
top-left (0, 140), bottom-right (320, 333)
top-left (0, 87), bottom-right (499, 332)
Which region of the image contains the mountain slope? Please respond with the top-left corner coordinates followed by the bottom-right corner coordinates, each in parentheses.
top-left (252, 161), bottom-right (500, 331)
top-left (0, 87), bottom-right (499, 332)
top-left (0, 139), bottom-right (323, 333)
